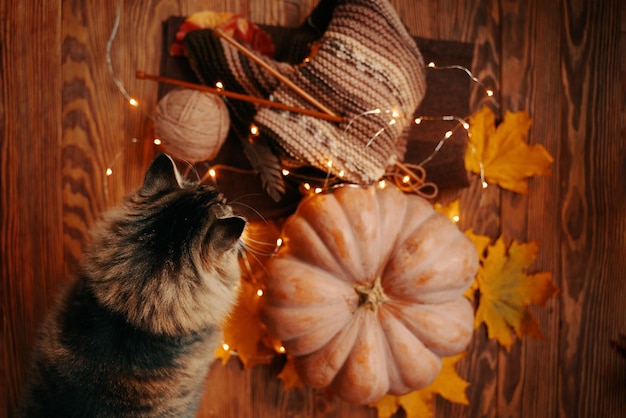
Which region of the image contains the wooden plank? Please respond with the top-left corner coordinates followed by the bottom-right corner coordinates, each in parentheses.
top-left (199, 359), bottom-right (376, 417)
top-left (496, 0), bottom-right (562, 417)
top-left (1, 0), bottom-right (64, 414)
top-left (498, 0), bottom-right (563, 416)
top-left (434, 0), bottom-right (503, 417)
top-left (2, 0), bottom-right (625, 416)
top-left (558, 0), bottom-right (626, 416)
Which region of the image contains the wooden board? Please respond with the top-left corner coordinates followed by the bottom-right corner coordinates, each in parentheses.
top-left (2, 0), bottom-right (625, 417)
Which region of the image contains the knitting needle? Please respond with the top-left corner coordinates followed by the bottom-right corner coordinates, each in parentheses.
top-left (135, 71), bottom-right (343, 123)
top-left (213, 27), bottom-right (340, 119)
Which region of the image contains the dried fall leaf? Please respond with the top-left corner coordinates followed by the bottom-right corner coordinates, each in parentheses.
top-left (371, 395), bottom-right (402, 418)
top-left (215, 279), bottom-right (274, 368)
top-left (277, 355), bottom-right (304, 390)
top-left (465, 106), bottom-right (553, 194)
top-left (370, 354), bottom-right (469, 418)
top-left (434, 199), bottom-right (461, 223)
top-left (464, 229), bottom-right (492, 259)
top-left (463, 230), bottom-right (492, 304)
top-left (469, 234), bottom-right (558, 350)
top-left (215, 220), bottom-right (286, 366)
top-left (424, 353), bottom-right (470, 406)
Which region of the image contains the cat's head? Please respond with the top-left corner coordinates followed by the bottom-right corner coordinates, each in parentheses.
top-left (86, 154), bottom-right (246, 336)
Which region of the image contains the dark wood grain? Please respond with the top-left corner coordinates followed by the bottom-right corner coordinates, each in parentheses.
top-left (433, 1), bottom-right (503, 417)
top-left (558, 0), bottom-right (626, 416)
top-left (2, 0), bottom-right (626, 417)
top-left (500, 1), bottom-right (563, 417)
top-left (498, 1), bottom-right (547, 417)
top-left (1, 1), bottom-right (64, 414)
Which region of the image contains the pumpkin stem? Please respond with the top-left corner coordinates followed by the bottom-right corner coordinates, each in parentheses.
top-left (355, 276), bottom-right (389, 311)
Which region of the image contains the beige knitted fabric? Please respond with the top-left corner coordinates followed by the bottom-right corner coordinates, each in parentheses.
top-left (254, 0), bottom-right (426, 184)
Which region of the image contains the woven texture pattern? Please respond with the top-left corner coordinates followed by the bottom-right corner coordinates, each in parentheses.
top-left (185, 0), bottom-right (426, 184)
top-left (256, 0), bottom-right (426, 184)
top-left (184, 30), bottom-right (293, 140)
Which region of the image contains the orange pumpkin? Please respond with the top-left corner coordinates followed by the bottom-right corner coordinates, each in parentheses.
top-left (261, 185), bottom-right (477, 404)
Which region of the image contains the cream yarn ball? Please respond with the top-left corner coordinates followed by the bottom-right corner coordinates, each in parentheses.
top-left (154, 88), bottom-right (230, 163)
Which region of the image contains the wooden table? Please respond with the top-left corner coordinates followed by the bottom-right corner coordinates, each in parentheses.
top-left (2, 0), bottom-right (624, 416)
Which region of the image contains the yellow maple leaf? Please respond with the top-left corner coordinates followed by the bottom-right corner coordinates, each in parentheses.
top-left (370, 354), bottom-right (469, 418)
top-left (463, 230), bottom-right (491, 304)
top-left (469, 234), bottom-right (558, 350)
top-left (434, 199), bottom-right (461, 224)
top-left (465, 105), bottom-right (553, 194)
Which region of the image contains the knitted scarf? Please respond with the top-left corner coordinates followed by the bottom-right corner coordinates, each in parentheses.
top-left (185, 0), bottom-right (426, 185)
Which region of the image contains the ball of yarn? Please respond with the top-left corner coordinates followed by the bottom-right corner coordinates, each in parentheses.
top-left (154, 88), bottom-right (230, 163)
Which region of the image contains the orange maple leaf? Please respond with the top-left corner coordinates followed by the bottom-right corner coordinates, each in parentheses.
top-left (277, 355), bottom-right (304, 390)
top-left (465, 230), bottom-right (558, 350)
top-left (214, 279), bottom-right (276, 367)
top-left (465, 105), bottom-right (553, 194)
top-left (215, 220), bottom-right (286, 367)
top-left (370, 354), bottom-right (469, 418)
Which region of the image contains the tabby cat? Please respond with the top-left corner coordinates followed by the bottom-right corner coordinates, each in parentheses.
top-left (19, 154), bottom-right (246, 417)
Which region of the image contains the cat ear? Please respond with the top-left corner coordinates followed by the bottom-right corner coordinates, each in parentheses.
top-left (211, 216), bottom-right (246, 251)
top-left (141, 154), bottom-right (181, 196)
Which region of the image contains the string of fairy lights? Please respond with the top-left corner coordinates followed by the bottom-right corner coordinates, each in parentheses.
top-left (105, 1), bottom-right (496, 356)
top-left (105, 0), bottom-right (495, 195)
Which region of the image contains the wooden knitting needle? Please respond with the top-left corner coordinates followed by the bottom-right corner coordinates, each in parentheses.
top-left (136, 71), bottom-right (343, 123)
top-left (213, 27), bottom-right (340, 119)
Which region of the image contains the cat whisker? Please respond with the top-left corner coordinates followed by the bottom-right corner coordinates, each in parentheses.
top-left (244, 236), bottom-right (278, 249)
top-left (177, 159), bottom-right (201, 181)
top-left (228, 199), bottom-right (269, 223)
top-left (239, 248), bottom-right (272, 280)
top-left (229, 193), bottom-right (266, 204)
top-left (241, 243), bottom-right (275, 258)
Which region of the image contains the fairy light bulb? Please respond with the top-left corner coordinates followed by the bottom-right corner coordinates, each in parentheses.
top-left (215, 81), bottom-right (224, 90)
top-left (452, 215), bottom-right (460, 223)
top-left (153, 138), bottom-right (162, 145)
top-left (414, 117), bottom-right (422, 125)
top-left (105, 168), bottom-right (113, 176)
top-left (278, 346), bottom-right (286, 353)
top-left (303, 183), bottom-right (311, 191)
top-left (338, 170), bottom-right (345, 177)
top-left (314, 187), bottom-right (323, 194)
top-left (327, 160), bottom-right (333, 168)
top-left (222, 343), bottom-right (230, 351)
top-left (256, 289), bottom-right (264, 297)
top-left (250, 124), bottom-right (259, 136)
top-left (128, 98), bottom-right (139, 107)
top-left (402, 175), bottom-right (410, 184)
top-left (444, 130), bottom-right (453, 139)
top-left (282, 169), bottom-right (290, 176)
top-left (208, 168), bottom-right (216, 178)
top-left (378, 179), bottom-right (387, 189)
top-left (462, 121), bottom-right (470, 130)
top-left (427, 61), bottom-right (495, 100)
top-left (276, 237), bottom-right (283, 248)
top-left (482, 180), bottom-right (489, 189)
